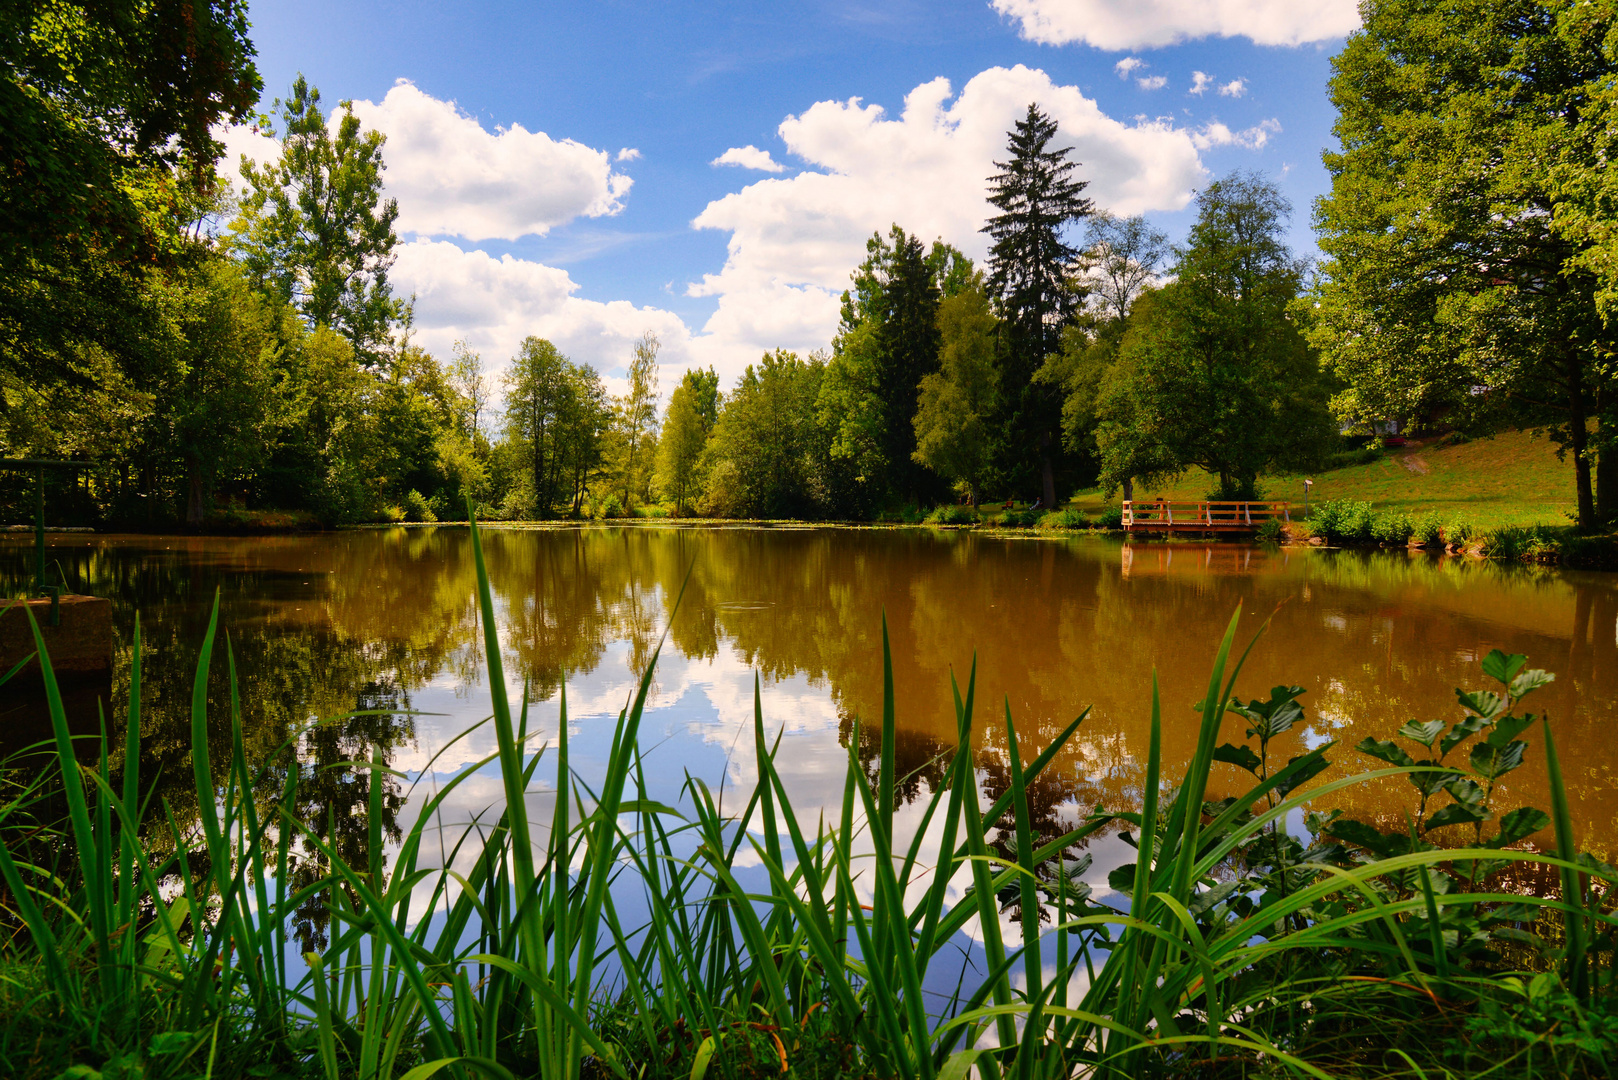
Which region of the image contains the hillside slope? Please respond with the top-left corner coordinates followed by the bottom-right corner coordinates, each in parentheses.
top-left (1074, 429), bottom-right (1578, 529)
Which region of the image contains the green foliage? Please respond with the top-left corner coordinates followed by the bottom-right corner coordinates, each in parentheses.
top-left (606, 332), bottom-right (660, 510)
top-left (701, 349), bottom-right (823, 518)
top-left (924, 503), bottom-right (978, 525)
top-left (654, 368), bottom-right (718, 515)
top-left (912, 278), bottom-right (999, 506)
top-left (1095, 503), bottom-right (1125, 530)
top-left (1255, 517), bottom-right (1284, 542)
top-left (984, 104), bottom-right (1094, 507)
top-left (1309, 0), bottom-right (1618, 528)
top-left (1414, 512), bottom-right (1445, 547)
top-left (1324, 445), bottom-right (1384, 471)
top-left (1481, 523), bottom-right (1569, 562)
top-left (501, 336), bottom-right (608, 519)
top-left (1310, 499), bottom-right (1419, 546)
top-left (232, 76), bottom-right (403, 366)
top-left (402, 490), bottom-right (435, 523)
top-left (996, 507), bottom-right (1038, 527)
top-left (1041, 507), bottom-right (1090, 529)
top-left (1096, 174), bottom-right (1336, 501)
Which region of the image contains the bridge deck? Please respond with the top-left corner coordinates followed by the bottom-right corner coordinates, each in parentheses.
top-left (1122, 500), bottom-right (1291, 532)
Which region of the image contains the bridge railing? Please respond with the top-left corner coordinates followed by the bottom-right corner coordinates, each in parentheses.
top-left (1122, 500), bottom-right (1291, 530)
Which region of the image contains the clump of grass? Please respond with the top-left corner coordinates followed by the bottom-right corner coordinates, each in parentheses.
top-left (925, 504), bottom-right (979, 526)
top-left (1414, 512), bottom-right (1445, 547)
top-left (2, 520), bottom-right (1616, 1080)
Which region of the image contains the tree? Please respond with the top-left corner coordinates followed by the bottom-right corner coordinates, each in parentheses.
top-left (1095, 174), bottom-right (1335, 500)
top-left (913, 277), bottom-right (1001, 506)
top-left (836, 227), bottom-right (973, 504)
top-left (449, 340), bottom-right (491, 442)
top-left (0, 0), bottom-right (260, 272)
top-left (1079, 213), bottom-right (1169, 323)
top-left (233, 76), bottom-right (403, 366)
top-left (503, 337), bottom-right (575, 517)
top-left (983, 104), bottom-right (1094, 508)
top-left (654, 371), bottom-right (716, 514)
top-left (612, 332), bottom-right (661, 508)
top-left (702, 350), bottom-right (823, 518)
top-left (1310, 0), bottom-right (1618, 527)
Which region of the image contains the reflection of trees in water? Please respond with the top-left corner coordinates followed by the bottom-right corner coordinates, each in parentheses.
top-left (7, 527), bottom-right (1615, 897)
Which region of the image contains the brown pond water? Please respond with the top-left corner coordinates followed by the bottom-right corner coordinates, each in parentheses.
top-left (3, 526), bottom-right (1615, 864)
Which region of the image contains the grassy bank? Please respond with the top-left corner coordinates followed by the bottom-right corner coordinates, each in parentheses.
top-left (1070, 429), bottom-right (1578, 532)
top-left (4, 519), bottom-right (1615, 1079)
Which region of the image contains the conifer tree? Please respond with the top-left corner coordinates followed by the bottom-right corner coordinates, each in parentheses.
top-left (983, 104), bottom-right (1093, 508)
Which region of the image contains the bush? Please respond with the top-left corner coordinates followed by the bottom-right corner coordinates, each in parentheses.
top-left (1323, 445), bottom-right (1384, 471)
top-left (1372, 510), bottom-right (1413, 546)
top-left (1414, 513), bottom-right (1445, 547)
top-left (1255, 518), bottom-right (1284, 542)
top-left (1040, 508), bottom-right (1090, 530)
top-left (403, 489), bottom-right (437, 523)
top-left (1446, 518), bottom-right (1476, 546)
top-left (382, 503), bottom-right (407, 523)
top-left (997, 508), bottom-right (1038, 528)
top-left (1096, 504), bottom-right (1125, 530)
top-left (595, 493), bottom-right (627, 519)
top-left (925, 504), bottom-right (979, 526)
top-left (1310, 499), bottom-right (1375, 543)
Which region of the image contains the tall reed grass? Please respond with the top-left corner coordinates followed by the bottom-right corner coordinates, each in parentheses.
top-left (1, 514), bottom-right (1615, 1079)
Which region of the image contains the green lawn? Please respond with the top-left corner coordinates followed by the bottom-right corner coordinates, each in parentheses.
top-left (1069, 429), bottom-right (1578, 530)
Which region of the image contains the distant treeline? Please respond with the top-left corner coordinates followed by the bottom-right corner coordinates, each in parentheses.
top-left (3, 2), bottom-right (1617, 528)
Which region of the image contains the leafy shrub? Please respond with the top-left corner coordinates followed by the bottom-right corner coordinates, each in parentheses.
top-left (1040, 508), bottom-right (1089, 530)
top-left (594, 493), bottom-right (626, 519)
top-left (1445, 430), bottom-right (1471, 446)
top-left (403, 489), bottom-right (437, 523)
top-left (1414, 513), bottom-right (1445, 547)
top-left (382, 503), bottom-right (407, 523)
top-left (925, 504), bottom-right (979, 525)
top-left (1371, 510), bottom-right (1413, 545)
top-left (635, 504), bottom-right (670, 519)
top-left (1095, 504), bottom-right (1125, 530)
top-left (997, 508), bottom-right (1038, 527)
top-left (1255, 518), bottom-right (1284, 542)
top-left (1323, 445), bottom-right (1384, 471)
top-left (1446, 518), bottom-right (1476, 546)
top-left (1309, 499), bottom-right (1376, 543)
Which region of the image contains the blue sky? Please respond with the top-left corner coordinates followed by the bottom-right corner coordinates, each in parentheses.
top-left (230, 1), bottom-right (1360, 390)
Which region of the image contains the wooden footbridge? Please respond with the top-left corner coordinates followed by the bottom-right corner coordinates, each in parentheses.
top-left (1122, 500), bottom-right (1291, 533)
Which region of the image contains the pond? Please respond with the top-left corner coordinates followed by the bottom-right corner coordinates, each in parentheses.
top-left (3, 525), bottom-right (1616, 879)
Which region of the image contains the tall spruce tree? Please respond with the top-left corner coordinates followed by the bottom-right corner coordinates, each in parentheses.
top-left (983, 104), bottom-right (1093, 509)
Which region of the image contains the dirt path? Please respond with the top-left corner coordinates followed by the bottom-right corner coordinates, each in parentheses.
top-left (1399, 453), bottom-right (1429, 475)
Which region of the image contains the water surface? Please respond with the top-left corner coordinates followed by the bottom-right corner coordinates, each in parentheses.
top-left (4, 526), bottom-right (1614, 864)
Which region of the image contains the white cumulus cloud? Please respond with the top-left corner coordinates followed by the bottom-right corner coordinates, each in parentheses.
top-left (1137, 75), bottom-right (1168, 91)
top-left (347, 81), bottom-right (632, 241)
top-left (711, 145), bottom-right (788, 172)
top-left (1219, 78), bottom-right (1247, 98)
top-left (1114, 57), bottom-right (1145, 78)
top-left (1190, 118), bottom-right (1282, 151)
top-left (391, 239), bottom-right (693, 390)
top-left (992, 0), bottom-right (1360, 50)
top-left (1190, 71), bottom-right (1214, 96)
top-left (685, 65), bottom-right (1207, 378)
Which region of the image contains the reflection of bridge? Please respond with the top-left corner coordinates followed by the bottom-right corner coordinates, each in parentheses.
top-left (1122, 500), bottom-right (1290, 533)
top-left (1120, 543), bottom-right (1283, 578)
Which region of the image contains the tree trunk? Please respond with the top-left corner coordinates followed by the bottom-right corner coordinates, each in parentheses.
top-left (1122, 477), bottom-right (1134, 503)
top-left (1040, 431), bottom-right (1056, 510)
top-left (1568, 347), bottom-right (1596, 531)
top-left (1597, 382), bottom-right (1614, 525)
top-left (186, 460), bottom-right (206, 527)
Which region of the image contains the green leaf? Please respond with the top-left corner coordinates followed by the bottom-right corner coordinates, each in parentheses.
top-left (689, 1036), bottom-right (717, 1080)
top-left (148, 1032), bottom-right (197, 1056)
top-left (1356, 738), bottom-right (1414, 768)
top-left (1211, 742), bottom-right (1261, 773)
top-left (1508, 668), bottom-right (1554, 699)
top-left (1486, 807), bottom-right (1550, 849)
top-left (1425, 802), bottom-right (1487, 831)
top-left (1488, 714), bottom-right (1534, 748)
top-left (1445, 777), bottom-right (1488, 814)
top-left (1274, 752), bottom-right (1331, 798)
top-left (1455, 689), bottom-right (1507, 722)
top-left (1480, 649), bottom-right (1526, 685)
top-left (1107, 863), bottom-right (1137, 892)
top-left (1440, 712), bottom-right (1490, 756)
top-left (1398, 719), bottom-right (1444, 748)
top-left (1470, 740), bottom-right (1526, 780)
top-left (1326, 818), bottom-right (1410, 859)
